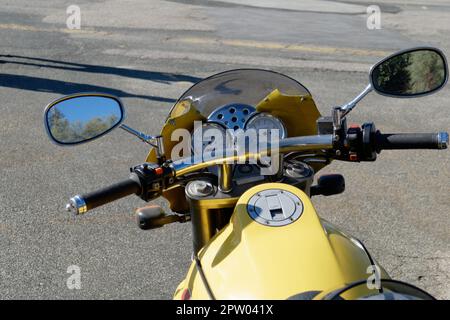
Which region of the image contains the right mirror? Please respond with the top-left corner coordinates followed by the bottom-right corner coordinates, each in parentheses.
top-left (371, 48), bottom-right (448, 97)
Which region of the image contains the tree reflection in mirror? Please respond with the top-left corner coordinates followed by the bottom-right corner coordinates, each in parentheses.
top-left (371, 49), bottom-right (447, 97)
top-left (46, 95), bottom-right (123, 145)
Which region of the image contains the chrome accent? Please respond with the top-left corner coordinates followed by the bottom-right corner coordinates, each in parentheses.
top-left (438, 132), bottom-right (448, 149)
top-left (334, 83), bottom-right (373, 129)
top-left (332, 107), bottom-right (342, 130)
top-left (284, 161), bottom-right (314, 179)
top-left (339, 83), bottom-right (373, 115)
top-left (156, 136), bottom-right (165, 159)
top-left (65, 195), bottom-right (87, 215)
top-left (187, 180), bottom-right (214, 197)
top-left (120, 124), bottom-right (166, 160)
top-left (119, 124), bottom-right (159, 147)
top-left (278, 134), bottom-right (333, 153)
top-left (218, 164), bottom-right (233, 193)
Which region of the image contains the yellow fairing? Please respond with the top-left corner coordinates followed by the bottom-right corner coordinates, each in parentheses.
top-left (175, 183), bottom-right (387, 300)
top-left (256, 89), bottom-right (320, 137)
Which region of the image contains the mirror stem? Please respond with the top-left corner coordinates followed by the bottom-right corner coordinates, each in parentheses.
top-left (333, 83), bottom-right (373, 129)
top-left (119, 123), bottom-right (158, 147)
top-left (119, 124), bottom-right (166, 162)
top-left (340, 83), bottom-right (373, 115)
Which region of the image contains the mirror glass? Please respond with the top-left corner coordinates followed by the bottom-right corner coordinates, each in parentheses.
top-left (46, 95), bottom-right (123, 144)
top-left (371, 49), bottom-right (447, 97)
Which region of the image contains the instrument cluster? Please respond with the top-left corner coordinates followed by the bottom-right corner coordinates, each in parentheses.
top-left (191, 103), bottom-right (288, 184)
top-left (191, 103), bottom-right (287, 154)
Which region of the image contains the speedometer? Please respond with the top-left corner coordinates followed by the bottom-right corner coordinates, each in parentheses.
top-left (191, 122), bottom-right (234, 158)
top-left (244, 113), bottom-right (287, 139)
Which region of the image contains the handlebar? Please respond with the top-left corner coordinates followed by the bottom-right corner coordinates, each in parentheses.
top-left (375, 132), bottom-right (448, 151)
top-left (66, 174), bottom-right (141, 215)
top-left (65, 130), bottom-right (448, 215)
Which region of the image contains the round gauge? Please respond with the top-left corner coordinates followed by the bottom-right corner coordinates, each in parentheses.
top-left (191, 122), bottom-right (234, 158)
top-left (244, 113), bottom-right (287, 140)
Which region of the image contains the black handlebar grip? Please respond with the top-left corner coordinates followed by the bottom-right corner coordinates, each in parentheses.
top-left (66, 174), bottom-right (142, 214)
top-left (375, 132), bottom-right (448, 151)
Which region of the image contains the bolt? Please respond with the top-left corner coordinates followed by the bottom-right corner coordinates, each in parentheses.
top-left (152, 182), bottom-right (160, 190)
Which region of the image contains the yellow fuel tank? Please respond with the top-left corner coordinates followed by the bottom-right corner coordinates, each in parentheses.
top-left (175, 183), bottom-right (388, 299)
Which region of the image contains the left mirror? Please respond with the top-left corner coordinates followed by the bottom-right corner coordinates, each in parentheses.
top-left (44, 94), bottom-right (124, 145)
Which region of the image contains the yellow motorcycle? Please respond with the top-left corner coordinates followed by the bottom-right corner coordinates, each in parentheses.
top-left (44, 47), bottom-right (448, 300)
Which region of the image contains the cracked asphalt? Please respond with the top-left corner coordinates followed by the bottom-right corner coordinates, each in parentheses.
top-left (0, 0), bottom-right (449, 299)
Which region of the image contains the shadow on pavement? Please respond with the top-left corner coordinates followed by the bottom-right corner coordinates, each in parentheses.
top-left (0, 73), bottom-right (178, 103)
top-left (0, 54), bottom-right (203, 103)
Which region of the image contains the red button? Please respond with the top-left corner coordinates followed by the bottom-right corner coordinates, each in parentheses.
top-left (154, 167), bottom-right (164, 175)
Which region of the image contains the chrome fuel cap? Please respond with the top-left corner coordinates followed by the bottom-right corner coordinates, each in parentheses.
top-left (247, 189), bottom-right (303, 226)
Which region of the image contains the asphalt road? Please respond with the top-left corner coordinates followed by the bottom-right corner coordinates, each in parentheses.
top-left (0, 0), bottom-right (449, 299)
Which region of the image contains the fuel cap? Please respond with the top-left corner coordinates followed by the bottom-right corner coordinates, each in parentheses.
top-left (247, 189), bottom-right (303, 226)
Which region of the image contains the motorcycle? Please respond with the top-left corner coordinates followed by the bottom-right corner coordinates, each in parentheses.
top-left (44, 47), bottom-right (448, 300)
